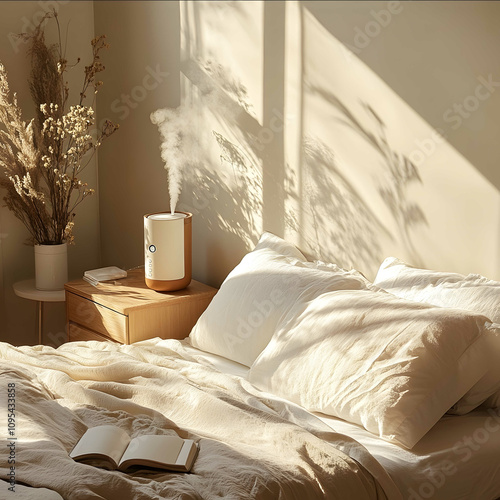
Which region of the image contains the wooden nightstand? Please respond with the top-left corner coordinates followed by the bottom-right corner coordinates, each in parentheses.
top-left (64, 268), bottom-right (217, 344)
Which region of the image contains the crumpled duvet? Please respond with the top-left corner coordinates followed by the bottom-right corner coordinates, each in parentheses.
top-left (0, 338), bottom-right (401, 499)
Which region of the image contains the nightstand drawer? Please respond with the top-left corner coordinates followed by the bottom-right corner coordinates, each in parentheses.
top-left (65, 269), bottom-right (217, 345)
top-left (68, 322), bottom-right (118, 343)
top-left (66, 292), bottom-right (127, 343)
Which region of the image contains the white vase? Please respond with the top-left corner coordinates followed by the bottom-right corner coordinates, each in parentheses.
top-left (34, 243), bottom-right (68, 291)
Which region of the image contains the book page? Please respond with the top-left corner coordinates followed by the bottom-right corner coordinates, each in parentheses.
top-left (70, 425), bottom-right (131, 467)
top-left (118, 434), bottom-right (183, 468)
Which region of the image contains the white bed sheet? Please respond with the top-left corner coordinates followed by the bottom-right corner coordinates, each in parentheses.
top-left (182, 339), bottom-right (500, 500)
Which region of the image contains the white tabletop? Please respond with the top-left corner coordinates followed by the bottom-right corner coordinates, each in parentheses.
top-left (13, 280), bottom-right (66, 302)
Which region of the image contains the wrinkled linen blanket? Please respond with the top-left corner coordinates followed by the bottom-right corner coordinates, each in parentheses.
top-left (0, 339), bottom-right (401, 499)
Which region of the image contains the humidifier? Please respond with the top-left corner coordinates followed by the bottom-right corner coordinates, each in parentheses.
top-left (144, 211), bottom-right (192, 291)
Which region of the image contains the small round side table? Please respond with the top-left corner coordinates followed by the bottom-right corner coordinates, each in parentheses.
top-left (13, 280), bottom-right (66, 345)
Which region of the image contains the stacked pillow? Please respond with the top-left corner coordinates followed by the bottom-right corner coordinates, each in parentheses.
top-left (190, 233), bottom-right (498, 448)
top-left (190, 232), bottom-right (376, 367)
top-left (374, 257), bottom-right (500, 412)
top-left (374, 257), bottom-right (500, 323)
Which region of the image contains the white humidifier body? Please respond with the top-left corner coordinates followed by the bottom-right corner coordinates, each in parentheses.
top-left (144, 211), bottom-right (192, 292)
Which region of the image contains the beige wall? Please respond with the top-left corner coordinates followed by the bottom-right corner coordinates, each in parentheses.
top-left (0, 1), bottom-right (99, 345)
top-left (307, 1), bottom-right (500, 189)
top-left (94, 1), bottom-right (180, 270)
top-left (95, 1), bottom-right (500, 289)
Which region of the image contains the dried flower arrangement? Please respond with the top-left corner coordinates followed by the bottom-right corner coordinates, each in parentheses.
top-left (0, 11), bottom-right (118, 245)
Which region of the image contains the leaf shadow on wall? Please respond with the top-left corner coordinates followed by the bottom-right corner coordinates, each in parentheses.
top-left (179, 60), bottom-right (269, 281)
top-left (178, 65), bottom-right (427, 279)
top-left (177, 129), bottom-right (264, 283)
top-left (294, 136), bottom-right (388, 272)
top-left (180, 0), bottom-right (426, 281)
top-left (305, 83), bottom-right (427, 269)
top-left (178, 169), bottom-right (259, 284)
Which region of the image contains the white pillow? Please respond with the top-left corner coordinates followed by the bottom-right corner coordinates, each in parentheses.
top-left (374, 257), bottom-right (500, 413)
top-left (374, 257), bottom-right (500, 322)
top-left (248, 285), bottom-right (496, 449)
top-left (189, 232), bottom-right (373, 366)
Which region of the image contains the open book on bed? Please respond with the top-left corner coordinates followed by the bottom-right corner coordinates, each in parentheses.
top-left (69, 425), bottom-right (198, 473)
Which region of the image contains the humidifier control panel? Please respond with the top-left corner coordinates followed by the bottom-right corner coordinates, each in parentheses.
top-left (145, 244), bottom-right (156, 279)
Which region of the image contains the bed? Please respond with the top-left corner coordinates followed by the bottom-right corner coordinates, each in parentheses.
top-left (184, 342), bottom-right (500, 500)
top-left (1, 232), bottom-right (500, 500)
top-left (0, 339), bottom-right (396, 499)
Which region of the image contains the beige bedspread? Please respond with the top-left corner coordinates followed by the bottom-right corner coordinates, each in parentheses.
top-left (0, 339), bottom-right (401, 499)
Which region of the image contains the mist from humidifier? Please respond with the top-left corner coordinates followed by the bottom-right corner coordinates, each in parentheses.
top-left (151, 106), bottom-right (191, 215)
